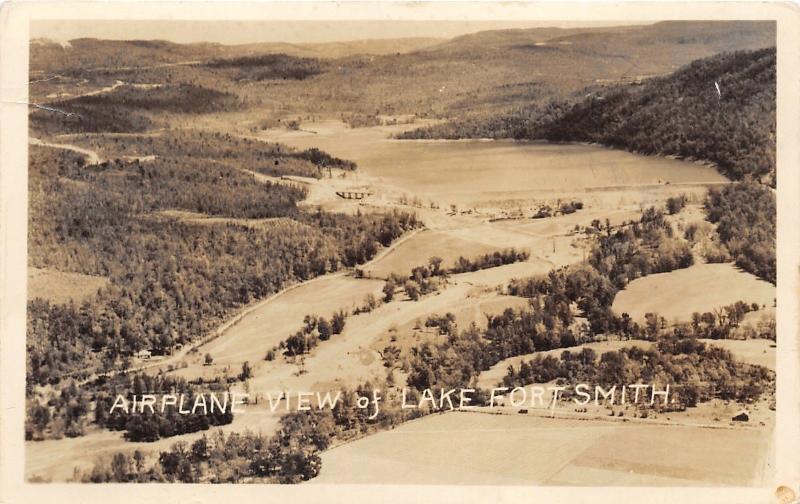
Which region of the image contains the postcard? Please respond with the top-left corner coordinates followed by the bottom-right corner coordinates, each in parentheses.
top-left (1, 2), bottom-right (798, 503)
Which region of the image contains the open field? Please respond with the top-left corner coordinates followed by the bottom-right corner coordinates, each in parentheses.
top-left (362, 228), bottom-right (502, 278)
top-left (702, 338), bottom-right (776, 371)
top-left (27, 267), bottom-right (109, 304)
top-left (189, 275), bottom-right (384, 367)
top-left (611, 263), bottom-right (776, 323)
top-left (493, 207), bottom-right (642, 236)
top-left (312, 411), bottom-right (771, 486)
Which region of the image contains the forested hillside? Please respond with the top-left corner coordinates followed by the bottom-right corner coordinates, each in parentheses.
top-left (539, 48), bottom-right (776, 184)
top-left (30, 84), bottom-right (243, 135)
top-left (27, 144), bottom-right (418, 387)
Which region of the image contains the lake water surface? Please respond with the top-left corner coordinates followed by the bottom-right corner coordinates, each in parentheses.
top-left (262, 120), bottom-right (728, 204)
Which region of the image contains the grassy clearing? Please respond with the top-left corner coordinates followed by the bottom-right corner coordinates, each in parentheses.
top-left (312, 411), bottom-right (770, 485)
top-left (363, 229), bottom-right (501, 279)
top-left (27, 267), bottom-right (109, 304)
top-left (611, 263), bottom-right (775, 323)
top-left (701, 338), bottom-right (776, 371)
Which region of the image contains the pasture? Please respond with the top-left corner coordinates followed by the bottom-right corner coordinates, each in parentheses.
top-left (194, 275), bottom-right (383, 367)
top-left (611, 263), bottom-right (775, 323)
top-left (27, 267), bottom-right (109, 304)
top-left (362, 228), bottom-right (502, 278)
top-left (312, 411), bottom-right (770, 486)
top-left (701, 338), bottom-right (776, 371)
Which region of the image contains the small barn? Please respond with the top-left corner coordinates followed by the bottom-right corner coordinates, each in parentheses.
top-left (732, 409), bottom-right (750, 422)
top-left (135, 349), bottom-right (152, 360)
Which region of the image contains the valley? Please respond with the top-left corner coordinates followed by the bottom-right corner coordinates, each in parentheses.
top-left (24, 20), bottom-right (777, 486)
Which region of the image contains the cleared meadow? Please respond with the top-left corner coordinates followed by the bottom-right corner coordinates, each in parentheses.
top-left (194, 275), bottom-right (384, 367)
top-left (362, 228), bottom-right (502, 278)
top-left (701, 338), bottom-right (776, 371)
top-left (27, 267), bottom-right (109, 304)
top-left (312, 411), bottom-right (770, 486)
top-left (611, 263), bottom-right (775, 323)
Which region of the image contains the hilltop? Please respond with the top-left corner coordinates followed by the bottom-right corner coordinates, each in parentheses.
top-left (30, 21), bottom-right (775, 120)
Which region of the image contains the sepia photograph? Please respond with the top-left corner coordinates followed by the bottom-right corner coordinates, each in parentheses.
top-left (1, 2), bottom-right (799, 501)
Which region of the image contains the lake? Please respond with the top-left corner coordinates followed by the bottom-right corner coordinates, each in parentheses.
top-left (262, 120), bottom-right (729, 206)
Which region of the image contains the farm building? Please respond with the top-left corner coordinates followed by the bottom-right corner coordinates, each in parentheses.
top-left (135, 349), bottom-right (152, 360)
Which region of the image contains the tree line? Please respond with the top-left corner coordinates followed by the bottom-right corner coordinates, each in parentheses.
top-left (501, 336), bottom-right (774, 410)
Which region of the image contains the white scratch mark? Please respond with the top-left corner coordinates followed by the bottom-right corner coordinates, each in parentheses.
top-left (4, 101), bottom-right (79, 117)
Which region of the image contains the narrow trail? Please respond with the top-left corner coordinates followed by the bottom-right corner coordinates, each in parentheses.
top-left (41, 81), bottom-right (163, 104)
top-left (29, 137), bottom-right (102, 165)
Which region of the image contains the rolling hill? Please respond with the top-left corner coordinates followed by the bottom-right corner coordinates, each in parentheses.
top-left (30, 21), bottom-right (775, 120)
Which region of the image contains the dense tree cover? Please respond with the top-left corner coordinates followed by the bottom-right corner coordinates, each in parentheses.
top-left (295, 147), bottom-right (357, 171)
top-left (32, 23), bottom-right (776, 120)
top-left (683, 301), bottom-right (774, 340)
top-left (202, 54), bottom-right (325, 81)
top-left (25, 380), bottom-right (90, 440)
top-left (381, 259), bottom-right (445, 302)
top-left (540, 48), bottom-right (776, 184)
top-left (31, 84), bottom-right (242, 135)
top-left (532, 200), bottom-right (584, 219)
top-left (395, 99), bottom-right (572, 140)
top-left (27, 371), bottom-right (236, 442)
top-left (27, 147), bottom-right (418, 387)
top-left (587, 207), bottom-right (694, 290)
top-left (41, 155), bottom-right (307, 220)
top-left (93, 374), bottom-right (234, 442)
top-left (666, 194), bottom-right (688, 215)
top-left (79, 381), bottom-right (417, 483)
top-left (425, 313), bottom-right (458, 336)
top-left (705, 182), bottom-right (776, 283)
top-left (501, 336), bottom-right (774, 408)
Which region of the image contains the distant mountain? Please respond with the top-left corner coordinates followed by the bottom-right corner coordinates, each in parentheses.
top-left (29, 21), bottom-right (776, 123)
top-left (294, 20), bottom-right (775, 117)
top-left (232, 37), bottom-right (445, 59)
top-left (29, 36), bottom-right (444, 75)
